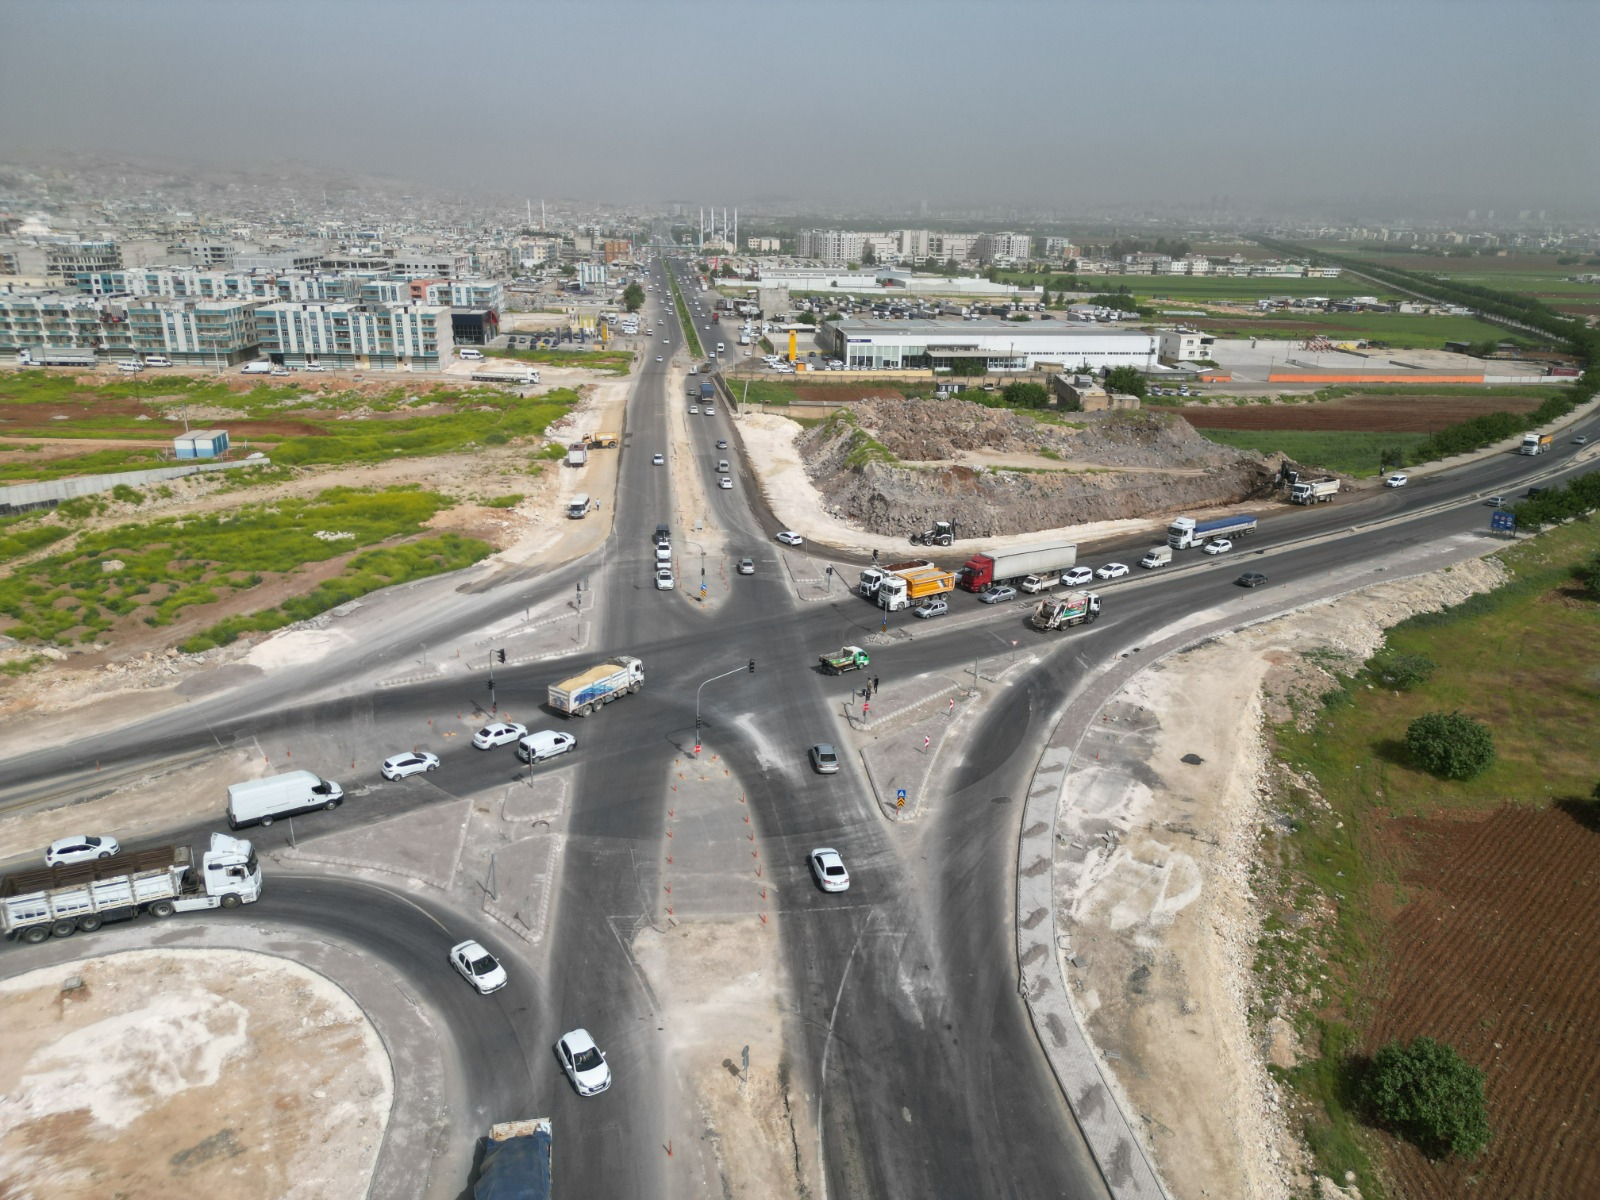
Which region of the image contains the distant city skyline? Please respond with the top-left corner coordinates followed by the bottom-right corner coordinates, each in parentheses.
top-left (1, 0), bottom-right (1595, 219)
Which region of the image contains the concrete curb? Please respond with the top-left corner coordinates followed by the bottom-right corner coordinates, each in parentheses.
top-left (1015, 536), bottom-right (1502, 1200)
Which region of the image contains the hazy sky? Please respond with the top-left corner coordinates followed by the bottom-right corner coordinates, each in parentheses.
top-left (2, 0), bottom-right (1596, 217)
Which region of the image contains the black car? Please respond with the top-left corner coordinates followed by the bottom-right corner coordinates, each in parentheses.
top-left (1235, 572), bottom-right (1268, 588)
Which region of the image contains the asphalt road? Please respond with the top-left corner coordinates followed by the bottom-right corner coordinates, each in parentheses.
top-left (2, 251), bottom-right (1595, 1199)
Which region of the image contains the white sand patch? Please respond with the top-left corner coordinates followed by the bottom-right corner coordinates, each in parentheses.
top-left (244, 627), bottom-right (353, 671)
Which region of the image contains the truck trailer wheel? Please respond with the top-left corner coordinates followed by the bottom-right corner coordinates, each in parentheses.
top-left (76, 915), bottom-right (103, 932)
top-left (149, 900), bottom-right (176, 918)
top-left (220, 893), bottom-right (243, 909)
top-left (50, 919), bottom-right (76, 939)
top-left (22, 925), bottom-right (49, 944)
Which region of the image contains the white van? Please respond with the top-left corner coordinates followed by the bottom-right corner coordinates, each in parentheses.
top-left (241, 361), bottom-right (274, 374)
top-left (517, 730), bottom-right (576, 764)
top-left (459, 348), bottom-right (485, 360)
top-left (226, 770), bottom-right (343, 829)
top-left (143, 355), bottom-right (172, 367)
top-left (567, 493), bottom-right (591, 519)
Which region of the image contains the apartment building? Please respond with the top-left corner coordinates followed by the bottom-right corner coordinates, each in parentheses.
top-left (45, 240), bottom-right (122, 279)
top-left (1043, 237), bottom-right (1078, 260)
top-left (0, 291), bottom-right (114, 353)
top-left (974, 232), bottom-right (1032, 265)
top-left (929, 232), bottom-right (978, 262)
top-left (798, 229), bottom-right (868, 265)
top-left (0, 291), bottom-right (260, 364)
top-left (253, 301), bottom-right (451, 370)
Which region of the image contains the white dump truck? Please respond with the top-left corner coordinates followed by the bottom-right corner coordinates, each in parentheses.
top-left (548, 656), bottom-right (645, 717)
top-left (1289, 478), bottom-right (1340, 505)
top-left (2, 833), bottom-right (261, 945)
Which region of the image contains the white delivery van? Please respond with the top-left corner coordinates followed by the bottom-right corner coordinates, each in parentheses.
top-left (1140, 546), bottom-right (1173, 569)
top-left (459, 348), bottom-right (485, 360)
top-left (517, 730), bottom-right (576, 764)
top-left (227, 770), bottom-right (344, 829)
top-left (241, 361), bottom-right (274, 374)
top-left (143, 355), bottom-right (172, 367)
top-left (567, 493), bottom-right (591, 519)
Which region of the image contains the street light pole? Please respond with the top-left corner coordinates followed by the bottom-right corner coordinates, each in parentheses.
top-left (693, 660), bottom-right (757, 754)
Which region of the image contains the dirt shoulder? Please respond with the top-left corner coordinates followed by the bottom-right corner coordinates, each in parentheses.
top-left (1055, 555), bottom-right (1506, 1200)
top-left (0, 947), bottom-right (391, 1200)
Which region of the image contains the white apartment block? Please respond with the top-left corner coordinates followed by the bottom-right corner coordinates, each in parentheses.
top-left (929, 232), bottom-right (978, 262)
top-left (1043, 237), bottom-right (1078, 259)
top-left (746, 237), bottom-right (781, 252)
top-left (895, 229), bottom-right (933, 261)
top-left (798, 229), bottom-right (868, 264)
top-left (975, 232), bottom-right (1032, 264)
top-left (254, 301), bottom-right (451, 370)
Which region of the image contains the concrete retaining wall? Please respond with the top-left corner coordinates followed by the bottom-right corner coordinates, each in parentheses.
top-left (0, 458), bottom-right (270, 513)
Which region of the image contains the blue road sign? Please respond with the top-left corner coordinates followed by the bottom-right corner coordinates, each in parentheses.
top-left (897, 788), bottom-right (907, 801)
top-left (1490, 511), bottom-right (1515, 533)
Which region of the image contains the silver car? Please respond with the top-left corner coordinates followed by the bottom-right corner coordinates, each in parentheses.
top-left (809, 743), bottom-right (840, 774)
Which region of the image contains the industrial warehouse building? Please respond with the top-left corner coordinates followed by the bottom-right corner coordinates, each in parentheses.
top-left (819, 319), bottom-right (1158, 373)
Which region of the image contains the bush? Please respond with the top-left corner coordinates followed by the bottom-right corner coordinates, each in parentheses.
top-left (1405, 710), bottom-right (1496, 779)
top-left (1580, 554), bottom-right (1600, 601)
top-left (1363, 1036), bottom-right (1490, 1159)
top-left (1371, 651), bottom-right (1437, 690)
top-left (1001, 381), bottom-right (1050, 409)
top-left (1104, 366), bottom-right (1147, 398)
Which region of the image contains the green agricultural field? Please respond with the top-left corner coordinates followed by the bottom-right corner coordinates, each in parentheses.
top-left (999, 271), bottom-right (1394, 302)
top-left (485, 347), bottom-right (633, 375)
top-left (0, 486), bottom-right (460, 646)
top-left (1190, 309), bottom-right (1517, 349)
top-left (0, 445), bottom-right (167, 483)
top-left (1196, 430), bottom-right (1427, 477)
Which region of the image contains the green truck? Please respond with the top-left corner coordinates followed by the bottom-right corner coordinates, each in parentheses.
top-left (819, 645), bottom-right (870, 675)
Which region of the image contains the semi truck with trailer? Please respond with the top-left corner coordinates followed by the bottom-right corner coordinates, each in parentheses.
top-left (858, 560), bottom-right (932, 599)
top-left (227, 770), bottom-right (343, 829)
top-left (957, 541), bottom-right (1078, 592)
top-left (819, 645), bottom-right (870, 675)
top-left (877, 566), bottom-right (956, 611)
top-left (474, 1118), bottom-right (552, 1200)
top-left (2, 832), bottom-right (260, 945)
top-left (471, 369), bottom-right (540, 386)
top-left (1289, 478), bottom-right (1340, 504)
top-left (548, 656), bottom-right (645, 717)
top-left (1166, 513), bottom-right (1257, 550)
top-left (18, 347), bottom-right (98, 367)
top-left (1520, 433), bottom-right (1553, 455)
top-left (1029, 591), bottom-right (1102, 632)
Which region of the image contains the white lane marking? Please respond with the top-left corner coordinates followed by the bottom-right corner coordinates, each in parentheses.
top-left (816, 911), bottom-right (873, 1200)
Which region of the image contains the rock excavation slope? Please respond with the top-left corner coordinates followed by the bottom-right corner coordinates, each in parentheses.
top-left (796, 397), bottom-right (1278, 539)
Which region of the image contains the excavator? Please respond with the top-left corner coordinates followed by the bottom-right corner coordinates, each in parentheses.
top-left (909, 519), bottom-right (957, 548)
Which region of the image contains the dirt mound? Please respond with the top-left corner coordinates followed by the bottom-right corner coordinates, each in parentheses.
top-left (796, 397), bottom-right (1278, 539)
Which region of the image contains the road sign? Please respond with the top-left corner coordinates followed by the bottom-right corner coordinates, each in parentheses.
top-left (1490, 511), bottom-right (1515, 534)
top-left (897, 788), bottom-right (906, 802)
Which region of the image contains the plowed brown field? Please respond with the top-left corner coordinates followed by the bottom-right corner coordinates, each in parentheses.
top-left (1366, 804), bottom-right (1600, 1200)
top-left (1179, 393), bottom-right (1546, 433)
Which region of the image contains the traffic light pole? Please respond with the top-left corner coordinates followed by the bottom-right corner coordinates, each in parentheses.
top-left (693, 660), bottom-right (757, 754)
top-left (488, 648), bottom-right (506, 712)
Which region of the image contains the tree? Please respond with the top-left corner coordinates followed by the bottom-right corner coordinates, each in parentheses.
top-left (1371, 651), bottom-right (1437, 690)
top-left (1405, 710), bottom-right (1495, 779)
top-left (797, 312), bottom-right (817, 326)
top-left (1001, 381), bottom-right (1050, 409)
top-left (1363, 1036), bottom-right (1491, 1159)
top-left (1580, 553), bottom-right (1600, 601)
top-left (947, 357), bottom-right (987, 376)
top-left (622, 283), bottom-right (645, 312)
top-left (1104, 366), bottom-right (1147, 398)
top-left (1089, 290), bottom-right (1140, 312)
top-left (824, 311), bottom-right (843, 323)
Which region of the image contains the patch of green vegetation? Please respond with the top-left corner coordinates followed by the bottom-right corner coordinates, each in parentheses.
top-left (0, 653), bottom-right (50, 678)
top-left (821, 409), bottom-right (898, 469)
top-left (0, 516), bottom-right (73, 567)
top-left (484, 347), bottom-right (633, 375)
top-left (1196, 430), bottom-right (1430, 477)
top-left (0, 446), bottom-right (168, 483)
top-left (265, 388), bottom-right (579, 466)
top-left (0, 487), bottom-right (454, 646)
top-left (482, 493), bottom-right (524, 509)
top-left (1265, 519), bottom-right (1600, 1188)
top-left (533, 442), bottom-right (568, 461)
top-left (180, 533), bottom-right (492, 652)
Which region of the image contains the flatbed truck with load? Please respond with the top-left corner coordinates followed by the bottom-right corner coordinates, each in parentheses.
top-left (957, 541), bottom-right (1078, 592)
top-left (878, 565), bottom-right (956, 611)
top-left (474, 1118), bottom-right (552, 1200)
top-left (859, 559), bottom-right (932, 599)
top-left (1520, 433), bottom-right (1553, 455)
top-left (819, 645), bottom-right (870, 675)
top-left (1167, 513), bottom-right (1257, 550)
top-left (549, 656), bottom-right (645, 717)
top-left (1030, 591), bottom-right (1101, 632)
top-left (2, 832), bottom-right (260, 945)
top-left (1289, 478), bottom-right (1339, 504)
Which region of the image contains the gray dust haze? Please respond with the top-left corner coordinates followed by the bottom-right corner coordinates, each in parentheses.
top-left (1, 0), bottom-right (1595, 215)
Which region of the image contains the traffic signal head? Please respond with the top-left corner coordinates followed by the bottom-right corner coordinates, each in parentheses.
top-left (748, 659), bottom-right (756, 673)
top-left (496, 649), bottom-right (507, 663)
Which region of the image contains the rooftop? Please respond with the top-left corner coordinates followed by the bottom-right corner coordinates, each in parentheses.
top-left (829, 318), bottom-right (1147, 338)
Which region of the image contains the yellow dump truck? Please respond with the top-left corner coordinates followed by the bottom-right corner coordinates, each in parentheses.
top-left (877, 566), bottom-right (956, 611)
top-left (585, 432), bottom-right (619, 449)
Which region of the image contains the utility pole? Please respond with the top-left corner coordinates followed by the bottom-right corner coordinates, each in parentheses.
top-left (693, 660), bottom-right (757, 754)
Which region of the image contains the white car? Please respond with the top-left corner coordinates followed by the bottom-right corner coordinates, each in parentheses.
top-left (809, 848), bottom-right (850, 893)
top-left (473, 721), bottom-right (529, 750)
top-left (704, 405), bottom-right (715, 415)
top-left (1203, 538), bottom-right (1233, 555)
top-left (1061, 566), bottom-right (1094, 586)
top-left (1385, 473), bottom-right (1408, 487)
top-left (775, 531), bottom-right (804, 546)
top-left (44, 834), bottom-right (120, 868)
top-left (718, 477), bottom-right (732, 490)
top-left (656, 567), bottom-right (676, 590)
top-left (556, 1028), bottom-right (612, 1096)
top-left (688, 405), bottom-right (699, 415)
top-left (655, 355), bottom-right (663, 362)
top-left (652, 453), bottom-right (664, 465)
top-left (381, 751), bottom-right (440, 780)
top-left (449, 940), bottom-right (508, 994)
top-left (302, 363), bottom-right (328, 372)
top-left (1095, 563), bottom-right (1130, 580)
